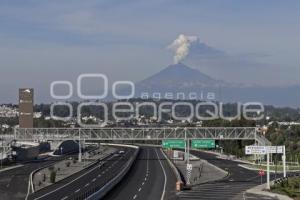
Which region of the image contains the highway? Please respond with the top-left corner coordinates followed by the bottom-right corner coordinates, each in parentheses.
top-left (104, 147), bottom-right (178, 200)
top-left (0, 156), bottom-right (75, 200)
top-left (27, 147), bottom-right (136, 200)
top-left (0, 146), bottom-right (283, 200)
top-left (178, 150), bottom-right (279, 200)
top-left (0, 146), bottom-right (98, 200)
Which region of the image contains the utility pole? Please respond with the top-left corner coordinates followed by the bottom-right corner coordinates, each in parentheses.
top-left (187, 139), bottom-right (190, 164)
top-left (184, 128), bottom-right (187, 162)
top-left (83, 138), bottom-right (86, 166)
top-left (275, 150), bottom-right (278, 180)
top-left (78, 129), bottom-right (82, 162)
top-left (283, 145), bottom-right (286, 177)
top-left (1, 136), bottom-right (3, 169)
top-left (266, 152), bottom-right (270, 190)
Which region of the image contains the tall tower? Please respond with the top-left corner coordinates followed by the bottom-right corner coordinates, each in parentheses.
top-left (19, 88), bottom-right (34, 128)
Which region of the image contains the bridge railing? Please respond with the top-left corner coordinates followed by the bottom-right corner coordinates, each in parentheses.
top-left (12, 127), bottom-right (270, 145)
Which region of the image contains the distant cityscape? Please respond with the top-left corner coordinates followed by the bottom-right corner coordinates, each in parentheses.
top-left (1, 96), bottom-right (300, 133)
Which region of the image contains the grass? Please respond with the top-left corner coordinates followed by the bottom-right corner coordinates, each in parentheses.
top-left (244, 163), bottom-right (300, 172)
top-left (271, 177), bottom-right (300, 199)
top-left (0, 163), bottom-right (16, 170)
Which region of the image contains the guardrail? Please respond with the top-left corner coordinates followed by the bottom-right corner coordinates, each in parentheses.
top-left (273, 173), bottom-right (300, 185)
top-left (85, 144), bottom-right (139, 200)
top-left (161, 149), bottom-right (183, 183)
top-left (27, 144), bottom-right (138, 200)
top-left (30, 147), bottom-right (106, 192)
top-left (25, 154), bottom-right (78, 200)
top-left (25, 146), bottom-right (115, 200)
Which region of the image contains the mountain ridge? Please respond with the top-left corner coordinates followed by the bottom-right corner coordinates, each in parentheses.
top-left (133, 63), bottom-right (300, 107)
top-left (137, 63), bottom-right (229, 89)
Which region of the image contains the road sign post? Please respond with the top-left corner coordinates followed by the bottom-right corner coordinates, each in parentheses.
top-left (267, 153), bottom-right (270, 189)
top-left (283, 146), bottom-right (286, 178)
top-left (186, 163), bottom-right (193, 185)
top-left (78, 130), bottom-right (82, 162)
top-left (187, 139), bottom-right (190, 164)
top-left (184, 128), bottom-right (187, 162)
top-left (265, 146), bottom-right (286, 178)
top-left (246, 145), bottom-right (286, 190)
top-left (184, 141), bottom-right (187, 162)
top-left (259, 169), bottom-right (265, 184)
top-left (173, 151), bottom-right (179, 159)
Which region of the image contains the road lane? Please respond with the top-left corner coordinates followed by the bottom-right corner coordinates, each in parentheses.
top-left (177, 150), bottom-right (279, 200)
top-left (0, 156), bottom-right (76, 200)
top-left (104, 147), bottom-right (178, 200)
top-left (28, 147), bottom-right (136, 200)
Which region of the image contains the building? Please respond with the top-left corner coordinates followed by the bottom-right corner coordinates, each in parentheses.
top-left (0, 105), bottom-right (18, 118)
top-left (19, 88), bottom-right (34, 128)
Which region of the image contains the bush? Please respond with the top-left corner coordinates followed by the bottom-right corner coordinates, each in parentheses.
top-left (48, 166), bottom-right (54, 171)
top-left (65, 162), bottom-right (71, 167)
top-left (50, 170), bottom-right (56, 183)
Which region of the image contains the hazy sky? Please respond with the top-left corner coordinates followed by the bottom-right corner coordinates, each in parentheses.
top-left (1, 0), bottom-right (300, 102)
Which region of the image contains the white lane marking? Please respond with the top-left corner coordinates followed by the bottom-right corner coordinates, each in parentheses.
top-left (142, 182), bottom-right (145, 185)
top-left (138, 188), bottom-right (142, 192)
top-left (25, 164), bottom-right (37, 200)
top-left (92, 178), bottom-right (96, 182)
top-left (144, 177), bottom-right (147, 181)
top-left (33, 154), bottom-right (119, 200)
top-left (146, 148), bottom-right (149, 172)
top-left (61, 196), bottom-right (68, 200)
top-left (155, 148), bottom-right (167, 200)
top-left (85, 183), bottom-right (90, 187)
top-left (98, 174), bottom-right (101, 177)
top-left (243, 192), bottom-right (246, 200)
top-left (75, 189), bottom-right (80, 193)
top-left (25, 174), bottom-right (31, 200)
top-left (133, 194), bottom-right (137, 199)
top-left (246, 175), bottom-right (260, 181)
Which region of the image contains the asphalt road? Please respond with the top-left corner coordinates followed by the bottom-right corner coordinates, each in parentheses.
top-left (177, 150), bottom-right (280, 200)
top-left (28, 147), bottom-right (136, 200)
top-left (0, 156), bottom-right (73, 200)
top-left (104, 147), bottom-right (178, 200)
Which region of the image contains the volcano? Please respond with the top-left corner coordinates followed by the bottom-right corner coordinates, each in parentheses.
top-left (136, 63), bottom-right (229, 91)
top-left (132, 63), bottom-right (300, 107)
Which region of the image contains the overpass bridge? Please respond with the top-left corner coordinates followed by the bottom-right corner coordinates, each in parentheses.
top-left (13, 127), bottom-right (271, 146)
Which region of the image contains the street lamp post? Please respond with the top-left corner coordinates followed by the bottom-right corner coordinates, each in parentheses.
top-left (1, 137), bottom-right (3, 169)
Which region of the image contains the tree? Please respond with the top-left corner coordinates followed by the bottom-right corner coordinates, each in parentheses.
top-left (50, 170), bottom-right (56, 183)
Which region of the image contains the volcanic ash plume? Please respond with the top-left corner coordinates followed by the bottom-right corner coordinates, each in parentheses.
top-left (168, 34), bottom-right (198, 64)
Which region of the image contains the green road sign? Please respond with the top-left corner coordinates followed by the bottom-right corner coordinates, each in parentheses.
top-left (192, 139), bottom-right (215, 149)
top-left (162, 139), bottom-right (185, 149)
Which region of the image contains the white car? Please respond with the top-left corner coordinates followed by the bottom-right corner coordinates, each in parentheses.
top-left (118, 150), bottom-right (125, 154)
